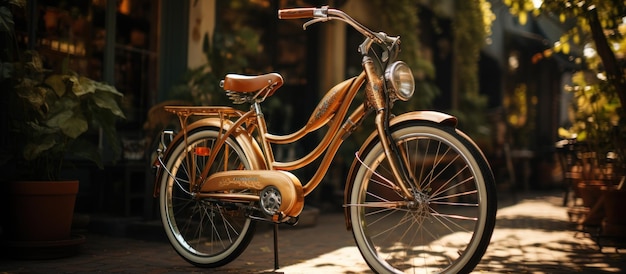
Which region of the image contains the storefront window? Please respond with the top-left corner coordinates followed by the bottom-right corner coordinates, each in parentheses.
top-left (20, 0), bottom-right (158, 129)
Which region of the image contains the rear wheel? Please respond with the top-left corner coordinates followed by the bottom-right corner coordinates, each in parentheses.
top-left (159, 127), bottom-right (256, 267)
top-left (350, 122), bottom-right (496, 273)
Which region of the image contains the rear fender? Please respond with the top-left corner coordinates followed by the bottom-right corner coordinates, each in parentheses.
top-left (342, 111), bottom-right (457, 230)
top-left (153, 117), bottom-right (266, 197)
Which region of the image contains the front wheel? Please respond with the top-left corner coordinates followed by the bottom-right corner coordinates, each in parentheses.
top-left (350, 121), bottom-right (496, 273)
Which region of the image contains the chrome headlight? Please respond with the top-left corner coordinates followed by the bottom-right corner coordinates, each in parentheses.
top-left (385, 61), bottom-right (415, 101)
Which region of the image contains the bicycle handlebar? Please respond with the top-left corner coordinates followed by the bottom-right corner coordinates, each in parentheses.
top-left (278, 7), bottom-right (317, 19)
top-left (278, 6), bottom-right (401, 60)
top-left (278, 6), bottom-right (382, 42)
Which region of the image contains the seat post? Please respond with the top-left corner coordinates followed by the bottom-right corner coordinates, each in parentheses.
top-left (252, 102), bottom-right (276, 169)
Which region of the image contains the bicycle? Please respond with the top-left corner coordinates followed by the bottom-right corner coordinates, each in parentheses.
top-left (153, 6), bottom-right (497, 273)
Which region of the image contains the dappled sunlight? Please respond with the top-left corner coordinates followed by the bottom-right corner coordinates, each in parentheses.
top-left (1, 193), bottom-right (624, 273)
top-left (258, 193), bottom-right (625, 274)
top-left (478, 228), bottom-right (587, 272)
top-left (266, 246), bottom-right (371, 273)
top-left (474, 194), bottom-right (626, 273)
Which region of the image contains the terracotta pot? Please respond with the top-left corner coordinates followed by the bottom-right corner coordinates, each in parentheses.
top-left (602, 187), bottom-right (626, 225)
top-left (577, 180), bottom-right (606, 208)
top-left (8, 180), bottom-right (79, 241)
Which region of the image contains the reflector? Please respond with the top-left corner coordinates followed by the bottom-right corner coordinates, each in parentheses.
top-left (194, 147), bottom-right (211, 156)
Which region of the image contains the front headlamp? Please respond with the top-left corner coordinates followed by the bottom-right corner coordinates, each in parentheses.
top-left (385, 61), bottom-right (415, 101)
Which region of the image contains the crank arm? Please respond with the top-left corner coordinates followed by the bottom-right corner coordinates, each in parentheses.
top-left (248, 214), bottom-right (299, 226)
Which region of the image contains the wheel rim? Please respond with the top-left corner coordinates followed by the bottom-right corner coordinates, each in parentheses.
top-left (161, 131), bottom-right (254, 265)
top-left (351, 126), bottom-right (491, 273)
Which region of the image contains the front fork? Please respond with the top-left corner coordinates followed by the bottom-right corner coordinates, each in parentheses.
top-left (363, 56), bottom-right (416, 200)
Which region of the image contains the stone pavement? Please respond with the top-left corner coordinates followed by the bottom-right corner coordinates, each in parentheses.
top-left (1, 191), bottom-right (625, 273)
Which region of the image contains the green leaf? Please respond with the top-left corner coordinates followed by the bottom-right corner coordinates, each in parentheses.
top-left (45, 98), bottom-right (88, 139)
top-left (26, 51), bottom-right (45, 73)
top-left (45, 108), bottom-right (72, 127)
top-left (23, 135), bottom-right (56, 160)
top-left (60, 114), bottom-right (88, 139)
top-left (94, 80), bottom-right (124, 97)
top-left (45, 74), bottom-right (68, 97)
top-left (45, 95), bottom-right (78, 121)
top-left (66, 75), bottom-right (95, 96)
top-left (92, 90), bottom-right (126, 119)
top-left (16, 81), bottom-right (47, 110)
top-left (8, 0), bottom-right (27, 8)
top-left (0, 6), bottom-right (14, 32)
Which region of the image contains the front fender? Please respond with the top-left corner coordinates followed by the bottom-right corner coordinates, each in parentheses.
top-left (342, 111), bottom-right (457, 230)
top-left (392, 111), bottom-right (457, 128)
top-left (153, 117), bottom-right (266, 197)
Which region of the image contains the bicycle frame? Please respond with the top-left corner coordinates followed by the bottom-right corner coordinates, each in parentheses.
top-left (156, 72), bottom-right (367, 201)
top-left (155, 70), bottom-right (458, 223)
top-left (154, 7), bottom-right (463, 224)
top-left (155, 5), bottom-right (464, 221)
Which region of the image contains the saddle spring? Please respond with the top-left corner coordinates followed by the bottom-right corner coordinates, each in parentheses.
top-left (222, 80), bottom-right (279, 104)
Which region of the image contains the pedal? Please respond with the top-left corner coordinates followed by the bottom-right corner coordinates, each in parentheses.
top-left (248, 213), bottom-right (299, 226)
top-left (248, 214), bottom-right (280, 224)
top-left (285, 216), bottom-right (299, 226)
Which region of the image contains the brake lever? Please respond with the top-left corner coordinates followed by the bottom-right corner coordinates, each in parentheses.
top-left (303, 17), bottom-right (330, 30)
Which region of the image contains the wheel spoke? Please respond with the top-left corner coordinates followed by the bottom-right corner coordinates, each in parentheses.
top-left (160, 128), bottom-right (256, 267)
top-left (431, 189), bottom-right (478, 202)
top-left (349, 123), bottom-right (495, 273)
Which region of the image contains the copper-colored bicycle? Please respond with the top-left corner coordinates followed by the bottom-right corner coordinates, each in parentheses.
top-left (153, 6), bottom-right (496, 273)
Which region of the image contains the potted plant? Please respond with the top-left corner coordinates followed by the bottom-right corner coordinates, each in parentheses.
top-left (559, 70), bottom-right (625, 231)
top-left (0, 0), bottom-right (125, 258)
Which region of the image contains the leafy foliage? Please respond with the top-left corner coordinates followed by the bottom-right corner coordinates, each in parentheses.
top-left (451, 0), bottom-right (494, 138)
top-left (560, 71), bottom-right (625, 171)
top-left (369, 0), bottom-right (439, 110)
top-left (1, 1), bottom-right (125, 181)
top-left (167, 1), bottom-right (267, 106)
top-left (504, 0), bottom-right (626, 173)
top-left (6, 52), bottom-right (126, 180)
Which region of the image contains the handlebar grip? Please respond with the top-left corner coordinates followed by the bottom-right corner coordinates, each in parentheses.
top-left (278, 8), bottom-right (316, 19)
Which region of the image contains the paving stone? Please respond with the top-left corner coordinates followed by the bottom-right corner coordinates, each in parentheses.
top-left (1, 191), bottom-right (624, 273)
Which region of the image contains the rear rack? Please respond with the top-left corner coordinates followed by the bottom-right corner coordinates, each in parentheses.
top-left (164, 106), bottom-right (245, 118)
top-left (163, 106), bottom-right (251, 132)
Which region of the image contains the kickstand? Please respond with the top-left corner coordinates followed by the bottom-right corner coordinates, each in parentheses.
top-left (273, 223), bottom-right (280, 271)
